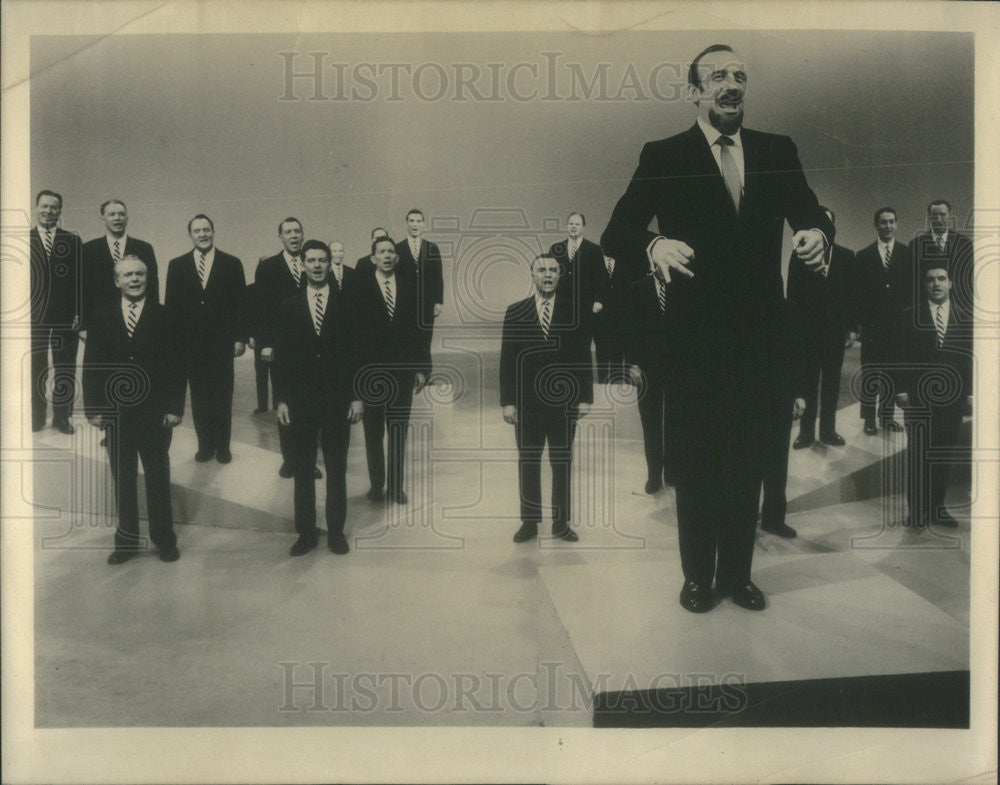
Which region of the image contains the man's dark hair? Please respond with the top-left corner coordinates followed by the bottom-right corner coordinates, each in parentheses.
top-left (278, 216), bottom-right (302, 234)
top-left (530, 253), bottom-right (559, 270)
top-left (688, 44), bottom-right (735, 89)
top-left (568, 212), bottom-right (586, 226)
top-left (35, 189), bottom-right (63, 207)
top-left (405, 208), bottom-right (424, 221)
top-left (187, 213), bottom-right (215, 233)
top-left (873, 206), bottom-right (897, 225)
top-left (372, 235), bottom-right (396, 254)
top-left (371, 226), bottom-right (388, 239)
top-left (100, 199), bottom-right (127, 215)
top-left (301, 239), bottom-right (331, 261)
top-left (928, 199), bottom-right (952, 213)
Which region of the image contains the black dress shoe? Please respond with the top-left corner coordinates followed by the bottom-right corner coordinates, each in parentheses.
top-left (863, 420), bottom-right (879, 436)
top-left (792, 434), bottom-right (814, 450)
top-left (195, 449), bottom-right (215, 462)
top-left (289, 534), bottom-right (318, 557)
top-left (389, 489), bottom-right (408, 505)
top-left (313, 467), bottom-right (323, 480)
top-left (366, 487), bottom-right (385, 502)
top-left (552, 526), bottom-right (579, 542)
top-left (820, 432), bottom-right (846, 447)
top-left (107, 550), bottom-right (136, 565)
top-left (679, 580), bottom-right (714, 613)
top-left (513, 523), bottom-right (538, 543)
top-left (53, 419), bottom-right (75, 435)
top-left (761, 521), bottom-right (797, 538)
top-left (730, 581), bottom-right (766, 611)
top-left (883, 420), bottom-right (904, 433)
top-left (159, 546), bottom-right (180, 562)
top-left (253, 406), bottom-right (268, 415)
top-left (216, 449), bottom-right (232, 464)
top-left (934, 512), bottom-right (959, 528)
top-left (644, 478), bottom-right (662, 495)
top-left (328, 535), bottom-right (350, 555)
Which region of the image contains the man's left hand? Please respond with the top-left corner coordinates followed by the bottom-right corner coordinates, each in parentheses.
top-left (844, 331), bottom-right (858, 349)
top-left (577, 403), bottom-right (591, 417)
top-left (233, 341), bottom-right (246, 357)
top-left (433, 303), bottom-right (443, 318)
top-left (163, 414), bottom-right (182, 428)
top-left (592, 302), bottom-right (603, 314)
top-left (414, 372), bottom-right (427, 394)
top-left (348, 400), bottom-right (364, 423)
top-left (793, 398), bottom-right (806, 418)
top-left (792, 229), bottom-right (827, 268)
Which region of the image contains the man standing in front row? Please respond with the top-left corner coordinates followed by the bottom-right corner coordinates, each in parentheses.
top-left (274, 240), bottom-right (364, 557)
top-left (395, 209), bottom-right (444, 360)
top-left (601, 44), bottom-right (834, 613)
top-left (855, 206), bottom-right (911, 435)
top-left (83, 256), bottom-right (184, 564)
top-left (894, 264), bottom-right (972, 530)
top-left (165, 214), bottom-right (247, 464)
top-left (352, 236), bottom-right (429, 504)
top-left (501, 254), bottom-right (592, 543)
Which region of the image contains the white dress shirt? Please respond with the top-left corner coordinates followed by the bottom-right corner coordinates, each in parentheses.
top-left (106, 233), bottom-right (129, 259)
top-left (195, 246), bottom-right (216, 287)
top-left (696, 114), bottom-right (745, 189)
top-left (376, 269), bottom-right (396, 309)
top-left (878, 238), bottom-right (895, 267)
top-left (308, 284), bottom-right (330, 334)
top-left (121, 296), bottom-right (145, 328)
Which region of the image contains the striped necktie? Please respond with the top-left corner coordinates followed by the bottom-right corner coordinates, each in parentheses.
top-left (313, 290), bottom-right (325, 335)
top-left (126, 302), bottom-right (138, 337)
top-left (935, 304), bottom-right (946, 348)
top-left (605, 255), bottom-right (615, 277)
top-left (292, 257), bottom-right (302, 286)
top-left (333, 265), bottom-right (343, 291)
top-left (540, 298), bottom-right (551, 338)
top-left (883, 243), bottom-right (892, 269)
top-left (716, 136), bottom-right (741, 211)
top-left (655, 276), bottom-right (666, 313)
top-left (383, 279), bottom-right (395, 319)
top-left (197, 252), bottom-right (207, 287)
top-left (113, 239), bottom-right (122, 263)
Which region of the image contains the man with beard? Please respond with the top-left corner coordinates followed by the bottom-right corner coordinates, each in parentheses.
top-left (601, 44), bottom-right (834, 613)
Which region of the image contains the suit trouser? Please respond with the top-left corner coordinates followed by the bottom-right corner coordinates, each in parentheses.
top-left (253, 344), bottom-right (276, 410)
top-left (418, 308), bottom-right (436, 362)
top-left (799, 334), bottom-right (845, 437)
top-left (189, 359), bottom-right (234, 454)
top-left (904, 405), bottom-right (963, 524)
top-left (860, 336), bottom-right (896, 424)
top-left (761, 388), bottom-right (794, 528)
top-left (635, 370), bottom-right (674, 484)
top-left (31, 325), bottom-right (79, 426)
top-left (289, 401), bottom-right (351, 539)
top-left (362, 371), bottom-right (414, 494)
top-left (515, 405), bottom-right (578, 532)
top-left (673, 396), bottom-right (762, 587)
top-left (593, 315), bottom-right (624, 384)
top-left (103, 412), bottom-right (176, 551)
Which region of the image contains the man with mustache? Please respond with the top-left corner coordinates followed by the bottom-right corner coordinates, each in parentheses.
top-left (602, 44), bottom-right (834, 613)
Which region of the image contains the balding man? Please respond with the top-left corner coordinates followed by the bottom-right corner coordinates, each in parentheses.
top-left (83, 255), bottom-right (184, 564)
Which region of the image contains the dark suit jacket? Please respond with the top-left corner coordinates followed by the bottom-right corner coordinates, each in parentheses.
top-left (623, 274), bottom-right (674, 377)
top-left (31, 227), bottom-right (83, 327)
top-left (855, 240), bottom-right (913, 342)
top-left (894, 299), bottom-right (972, 410)
top-left (272, 286), bottom-right (357, 419)
top-left (254, 252), bottom-right (304, 348)
top-left (395, 237), bottom-right (444, 319)
top-left (330, 264), bottom-right (357, 300)
top-left (786, 242), bottom-right (855, 342)
top-left (549, 237), bottom-right (607, 327)
top-left (81, 236), bottom-right (158, 329)
top-left (82, 299), bottom-right (185, 419)
top-left (600, 124), bottom-right (833, 413)
top-left (355, 255), bottom-right (375, 279)
top-left (350, 271), bottom-right (430, 388)
top-left (911, 231), bottom-right (974, 321)
top-left (164, 249), bottom-right (248, 367)
top-left (500, 294), bottom-right (594, 412)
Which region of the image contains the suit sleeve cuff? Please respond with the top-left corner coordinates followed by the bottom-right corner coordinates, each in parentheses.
top-left (646, 236), bottom-right (665, 265)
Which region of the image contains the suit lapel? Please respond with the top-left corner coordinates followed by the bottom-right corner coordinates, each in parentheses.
top-left (740, 129), bottom-right (759, 217)
top-left (685, 124), bottom-right (736, 220)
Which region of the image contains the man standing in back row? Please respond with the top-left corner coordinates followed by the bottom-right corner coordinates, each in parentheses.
top-left (165, 214), bottom-right (247, 465)
top-left (395, 209), bottom-right (443, 361)
top-left (601, 44), bottom-right (834, 614)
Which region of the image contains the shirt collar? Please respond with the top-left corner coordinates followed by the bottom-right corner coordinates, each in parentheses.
top-left (376, 268), bottom-right (395, 282)
top-left (308, 283), bottom-right (330, 297)
top-left (535, 292), bottom-right (555, 310)
top-left (696, 114), bottom-right (742, 150)
top-left (196, 246), bottom-right (215, 263)
top-left (932, 229), bottom-right (949, 245)
top-left (107, 232), bottom-right (128, 249)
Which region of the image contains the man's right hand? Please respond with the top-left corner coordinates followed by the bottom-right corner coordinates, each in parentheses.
top-left (895, 392), bottom-right (910, 408)
top-left (248, 337), bottom-right (256, 349)
top-left (87, 415), bottom-right (104, 429)
top-left (261, 347), bottom-right (273, 362)
top-left (276, 402), bottom-right (290, 426)
top-left (628, 364), bottom-right (643, 385)
top-left (649, 237), bottom-right (695, 284)
top-left (503, 405), bottom-right (517, 425)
